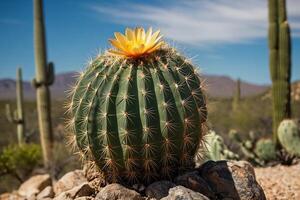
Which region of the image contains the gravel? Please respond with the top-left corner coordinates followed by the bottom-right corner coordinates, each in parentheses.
top-left (255, 163), bottom-right (300, 200)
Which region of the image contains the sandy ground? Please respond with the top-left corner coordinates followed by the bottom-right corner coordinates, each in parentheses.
top-left (255, 163), bottom-right (300, 200)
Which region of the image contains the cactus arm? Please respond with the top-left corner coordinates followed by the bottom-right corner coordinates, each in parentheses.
top-left (6, 104), bottom-right (16, 123)
top-left (46, 62), bottom-right (55, 85)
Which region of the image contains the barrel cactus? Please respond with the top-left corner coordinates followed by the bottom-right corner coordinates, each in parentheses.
top-left (278, 119), bottom-right (300, 156)
top-left (254, 138), bottom-right (276, 162)
top-left (67, 27), bottom-right (207, 184)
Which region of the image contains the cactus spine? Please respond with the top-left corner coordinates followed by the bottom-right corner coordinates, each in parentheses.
top-left (268, 0), bottom-right (292, 144)
top-left (232, 78), bottom-right (241, 112)
top-left (33, 0), bottom-right (54, 169)
top-left (6, 68), bottom-right (25, 145)
top-left (68, 46), bottom-right (207, 184)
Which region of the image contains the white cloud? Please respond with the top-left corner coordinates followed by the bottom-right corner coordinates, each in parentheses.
top-left (89, 0), bottom-right (300, 46)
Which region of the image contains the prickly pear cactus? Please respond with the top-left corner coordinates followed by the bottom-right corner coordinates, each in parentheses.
top-left (254, 138), bottom-right (276, 162)
top-left (67, 27), bottom-right (207, 184)
top-left (278, 119), bottom-right (300, 156)
top-left (204, 130), bottom-right (239, 161)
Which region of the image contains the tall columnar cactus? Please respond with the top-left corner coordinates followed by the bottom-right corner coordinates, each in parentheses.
top-left (232, 78), bottom-right (241, 112)
top-left (278, 119), bottom-right (300, 156)
top-left (67, 27), bottom-right (207, 184)
top-left (268, 0), bottom-right (292, 144)
top-left (33, 0), bottom-right (54, 169)
top-left (6, 68), bottom-right (25, 145)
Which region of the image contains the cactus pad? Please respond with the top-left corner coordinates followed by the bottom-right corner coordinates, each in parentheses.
top-left (278, 119), bottom-right (300, 156)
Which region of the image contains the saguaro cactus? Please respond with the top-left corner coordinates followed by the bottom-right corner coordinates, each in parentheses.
top-left (6, 68), bottom-right (25, 145)
top-left (268, 0), bottom-right (292, 144)
top-left (33, 0), bottom-right (54, 169)
top-left (67, 27), bottom-right (207, 184)
top-left (232, 78), bottom-right (241, 112)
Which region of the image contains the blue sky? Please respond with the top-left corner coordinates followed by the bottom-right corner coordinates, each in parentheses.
top-left (0, 0), bottom-right (299, 84)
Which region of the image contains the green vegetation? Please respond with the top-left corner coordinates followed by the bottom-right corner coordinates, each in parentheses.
top-left (32, 0), bottom-right (55, 169)
top-left (68, 48), bottom-right (207, 184)
top-left (232, 78), bottom-right (241, 112)
top-left (278, 119), bottom-right (300, 156)
top-left (254, 138), bottom-right (277, 162)
top-left (268, 0), bottom-right (292, 143)
top-left (204, 130), bottom-right (239, 161)
top-left (5, 68), bottom-right (26, 145)
top-left (0, 144), bottom-right (42, 183)
top-left (0, 100), bottom-right (80, 192)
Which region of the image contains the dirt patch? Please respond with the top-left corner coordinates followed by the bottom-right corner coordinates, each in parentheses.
top-left (255, 163), bottom-right (300, 200)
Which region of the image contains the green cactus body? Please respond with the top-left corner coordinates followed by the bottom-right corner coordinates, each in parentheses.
top-left (204, 131), bottom-right (238, 161)
top-left (33, 0), bottom-right (54, 169)
top-left (6, 68), bottom-right (25, 145)
top-left (278, 119), bottom-right (300, 156)
top-left (254, 139), bottom-right (276, 162)
top-left (69, 47), bottom-right (207, 184)
top-left (228, 129), bottom-right (242, 143)
top-left (232, 78), bottom-right (241, 112)
top-left (268, 0), bottom-right (291, 144)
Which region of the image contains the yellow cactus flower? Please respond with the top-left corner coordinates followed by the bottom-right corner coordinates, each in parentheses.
top-left (109, 27), bottom-right (164, 58)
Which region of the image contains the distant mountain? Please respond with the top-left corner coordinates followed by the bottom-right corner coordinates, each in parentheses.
top-left (0, 72), bottom-right (269, 100)
top-left (203, 75), bottom-right (269, 98)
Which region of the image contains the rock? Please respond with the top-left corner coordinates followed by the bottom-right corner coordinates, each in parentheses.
top-left (37, 186), bottom-right (55, 199)
top-left (70, 183), bottom-right (95, 197)
top-left (75, 197), bottom-right (94, 200)
top-left (83, 163), bottom-right (105, 193)
top-left (145, 181), bottom-right (176, 199)
top-left (54, 170), bottom-right (86, 194)
top-left (53, 192), bottom-right (73, 200)
top-left (83, 163), bottom-right (101, 182)
top-left (132, 184), bottom-right (146, 193)
top-left (18, 174), bottom-right (52, 198)
top-left (95, 183), bottom-right (144, 200)
top-left (199, 160), bottom-right (266, 200)
top-left (161, 186), bottom-right (210, 200)
top-left (0, 192), bottom-right (25, 200)
top-left (54, 182), bottom-right (94, 199)
top-left (175, 171), bottom-right (216, 199)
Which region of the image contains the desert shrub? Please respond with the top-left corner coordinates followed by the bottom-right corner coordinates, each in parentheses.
top-left (0, 143), bottom-right (42, 182)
